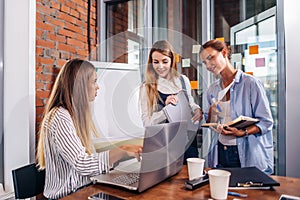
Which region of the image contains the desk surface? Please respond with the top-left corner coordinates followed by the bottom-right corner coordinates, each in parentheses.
top-left (60, 166), bottom-right (300, 200)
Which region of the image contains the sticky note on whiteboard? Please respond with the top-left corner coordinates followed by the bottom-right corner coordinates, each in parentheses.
top-left (255, 58), bottom-right (265, 67)
top-left (175, 54), bottom-right (180, 63)
top-left (192, 45), bottom-right (201, 54)
top-left (249, 45), bottom-right (259, 54)
top-left (231, 53), bottom-right (242, 63)
top-left (245, 71), bottom-right (253, 75)
top-left (215, 37), bottom-right (225, 42)
top-left (182, 58), bottom-right (190, 68)
top-left (190, 81), bottom-right (198, 89)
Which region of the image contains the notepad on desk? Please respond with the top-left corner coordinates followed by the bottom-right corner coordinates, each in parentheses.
top-left (201, 115), bottom-right (259, 130)
top-left (221, 167), bottom-right (280, 190)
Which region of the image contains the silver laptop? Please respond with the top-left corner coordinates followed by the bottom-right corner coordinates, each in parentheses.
top-left (90, 121), bottom-right (188, 192)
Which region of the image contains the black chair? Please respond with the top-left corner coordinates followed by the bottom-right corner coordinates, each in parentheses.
top-left (11, 163), bottom-right (45, 199)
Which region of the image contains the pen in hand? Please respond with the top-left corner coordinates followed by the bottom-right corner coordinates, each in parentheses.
top-left (211, 95), bottom-right (222, 112)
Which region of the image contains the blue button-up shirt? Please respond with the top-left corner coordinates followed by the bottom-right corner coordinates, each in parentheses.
top-left (203, 69), bottom-right (274, 174)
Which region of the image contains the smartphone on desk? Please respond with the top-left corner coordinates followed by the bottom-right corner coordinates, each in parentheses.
top-left (185, 173), bottom-right (209, 190)
top-left (279, 194), bottom-right (300, 200)
top-left (88, 192), bottom-right (125, 200)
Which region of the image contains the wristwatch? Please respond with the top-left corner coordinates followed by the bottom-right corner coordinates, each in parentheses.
top-left (244, 128), bottom-right (249, 137)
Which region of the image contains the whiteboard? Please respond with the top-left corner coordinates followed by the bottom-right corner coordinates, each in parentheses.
top-left (90, 62), bottom-right (144, 142)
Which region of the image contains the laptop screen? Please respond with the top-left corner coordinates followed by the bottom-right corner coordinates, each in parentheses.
top-left (90, 121), bottom-right (188, 193)
top-left (138, 121), bottom-right (188, 192)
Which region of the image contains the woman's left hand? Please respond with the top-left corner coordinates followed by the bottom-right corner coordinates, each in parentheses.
top-left (221, 126), bottom-right (245, 137)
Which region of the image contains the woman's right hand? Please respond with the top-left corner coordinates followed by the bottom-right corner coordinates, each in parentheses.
top-left (119, 145), bottom-right (143, 161)
top-left (109, 145), bottom-right (143, 166)
top-left (208, 102), bottom-right (220, 123)
top-left (165, 94), bottom-right (178, 106)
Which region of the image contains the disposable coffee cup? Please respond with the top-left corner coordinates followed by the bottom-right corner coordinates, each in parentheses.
top-left (208, 169), bottom-right (231, 199)
top-left (186, 158), bottom-right (205, 181)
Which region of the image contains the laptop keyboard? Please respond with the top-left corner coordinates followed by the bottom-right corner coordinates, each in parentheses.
top-left (112, 172), bottom-right (140, 185)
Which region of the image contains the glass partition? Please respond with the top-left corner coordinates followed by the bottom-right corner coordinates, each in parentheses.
top-left (101, 0), bottom-right (204, 155)
top-left (0, 0), bottom-right (4, 184)
top-left (230, 7), bottom-right (278, 174)
top-left (208, 0), bottom-right (279, 174)
top-left (105, 0), bottom-right (145, 64)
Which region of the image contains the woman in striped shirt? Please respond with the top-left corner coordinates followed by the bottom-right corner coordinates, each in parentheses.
top-left (36, 59), bottom-right (142, 199)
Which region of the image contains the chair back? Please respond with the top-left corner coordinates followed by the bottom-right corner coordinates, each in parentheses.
top-left (12, 163), bottom-right (45, 199)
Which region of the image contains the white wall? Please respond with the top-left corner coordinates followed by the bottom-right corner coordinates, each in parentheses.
top-left (91, 62), bottom-right (144, 142)
top-left (3, 0), bottom-right (35, 191)
top-left (284, 0), bottom-right (300, 178)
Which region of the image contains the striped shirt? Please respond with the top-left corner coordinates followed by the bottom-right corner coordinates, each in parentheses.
top-left (43, 107), bottom-right (110, 199)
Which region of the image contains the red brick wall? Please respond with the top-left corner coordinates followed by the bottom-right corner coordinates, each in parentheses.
top-left (35, 0), bottom-right (98, 131)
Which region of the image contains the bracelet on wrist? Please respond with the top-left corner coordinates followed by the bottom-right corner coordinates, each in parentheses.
top-left (244, 129), bottom-right (249, 137)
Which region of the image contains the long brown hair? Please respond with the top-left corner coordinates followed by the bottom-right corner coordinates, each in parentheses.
top-left (37, 59), bottom-right (99, 169)
top-left (143, 40), bottom-right (179, 114)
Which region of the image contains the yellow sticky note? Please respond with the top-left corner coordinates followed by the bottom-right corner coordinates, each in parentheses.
top-left (190, 81), bottom-right (198, 89)
top-left (215, 37), bottom-right (225, 42)
top-left (175, 54), bottom-right (180, 63)
top-left (249, 45), bottom-right (259, 55)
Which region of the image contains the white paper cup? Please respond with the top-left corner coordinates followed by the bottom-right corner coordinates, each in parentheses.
top-left (186, 158), bottom-right (205, 181)
top-left (208, 169), bottom-right (231, 199)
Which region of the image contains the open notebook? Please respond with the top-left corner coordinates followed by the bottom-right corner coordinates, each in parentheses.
top-left (90, 121), bottom-right (188, 193)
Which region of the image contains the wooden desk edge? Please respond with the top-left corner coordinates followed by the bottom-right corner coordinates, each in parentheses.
top-left (60, 167), bottom-right (300, 200)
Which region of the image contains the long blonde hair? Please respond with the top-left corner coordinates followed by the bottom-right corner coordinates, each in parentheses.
top-left (143, 40), bottom-right (179, 114)
top-left (37, 59), bottom-right (99, 169)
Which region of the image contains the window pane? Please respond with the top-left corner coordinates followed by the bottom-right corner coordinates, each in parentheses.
top-left (106, 0), bottom-right (144, 63)
top-left (236, 25), bottom-right (256, 45)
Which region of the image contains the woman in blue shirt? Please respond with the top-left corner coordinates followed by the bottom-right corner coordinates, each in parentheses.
top-left (199, 39), bottom-right (274, 174)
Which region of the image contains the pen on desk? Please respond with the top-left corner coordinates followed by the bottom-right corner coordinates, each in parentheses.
top-left (237, 182), bottom-right (263, 187)
top-left (228, 191), bottom-right (248, 198)
top-left (211, 95), bottom-right (222, 112)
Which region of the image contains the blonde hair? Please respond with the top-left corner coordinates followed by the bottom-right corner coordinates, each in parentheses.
top-left (37, 59), bottom-right (99, 169)
top-left (143, 40), bottom-right (179, 115)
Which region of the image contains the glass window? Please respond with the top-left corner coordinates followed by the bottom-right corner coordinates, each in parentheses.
top-left (231, 9), bottom-right (279, 174)
top-left (0, 0), bottom-right (4, 184)
top-left (103, 0), bottom-right (204, 154)
top-left (235, 25), bottom-right (256, 45)
top-left (105, 0), bottom-right (203, 85)
top-left (127, 0), bottom-right (144, 36)
top-left (212, 0), bottom-right (280, 174)
top-left (152, 0), bottom-right (203, 94)
top-left (105, 0), bottom-right (145, 64)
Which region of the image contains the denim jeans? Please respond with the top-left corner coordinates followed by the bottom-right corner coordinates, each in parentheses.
top-left (217, 141), bottom-right (241, 168)
top-left (183, 135), bottom-right (199, 164)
